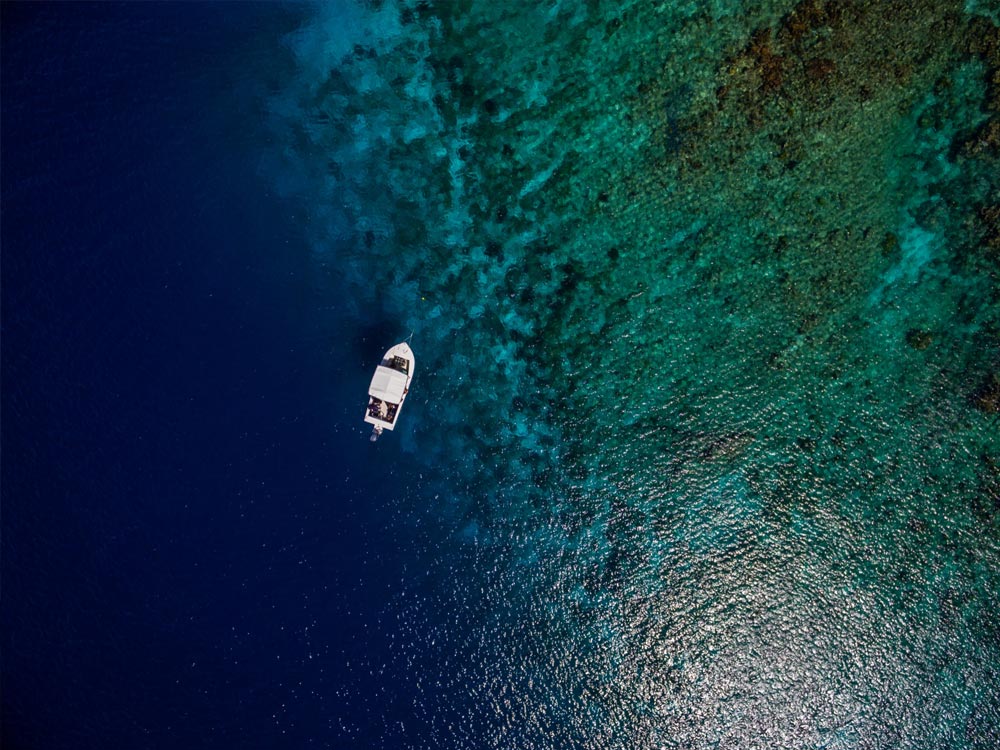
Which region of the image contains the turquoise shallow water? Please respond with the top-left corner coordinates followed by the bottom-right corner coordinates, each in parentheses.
top-left (268, 1), bottom-right (999, 747)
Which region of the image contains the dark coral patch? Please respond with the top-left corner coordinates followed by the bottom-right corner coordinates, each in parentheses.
top-left (749, 29), bottom-right (786, 94)
top-left (980, 205), bottom-right (1000, 251)
top-left (805, 58), bottom-right (836, 81)
top-left (971, 372), bottom-right (1000, 413)
top-left (783, 0), bottom-right (845, 44)
top-left (905, 329), bottom-right (933, 350)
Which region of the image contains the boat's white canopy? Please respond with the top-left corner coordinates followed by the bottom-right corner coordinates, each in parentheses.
top-left (369, 366), bottom-right (407, 403)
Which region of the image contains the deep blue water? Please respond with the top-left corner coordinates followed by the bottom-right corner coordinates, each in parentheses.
top-left (5, 2), bottom-right (1000, 749)
top-left (2, 4), bottom-right (441, 748)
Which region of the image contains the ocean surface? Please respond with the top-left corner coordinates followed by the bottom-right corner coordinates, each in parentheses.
top-left (3, 2), bottom-right (999, 748)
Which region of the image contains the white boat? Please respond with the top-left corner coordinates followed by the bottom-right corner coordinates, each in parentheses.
top-left (364, 342), bottom-right (414, 441)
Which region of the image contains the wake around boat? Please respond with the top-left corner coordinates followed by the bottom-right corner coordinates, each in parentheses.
top-left (364, 342), bottom-right (414, 442)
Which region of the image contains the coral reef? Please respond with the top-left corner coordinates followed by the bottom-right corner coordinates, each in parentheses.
top-left (267, 2), bottom-right (1000, 744)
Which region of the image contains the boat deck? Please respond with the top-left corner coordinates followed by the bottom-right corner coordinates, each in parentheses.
top-left (367, 397), bottom-right (399, 424)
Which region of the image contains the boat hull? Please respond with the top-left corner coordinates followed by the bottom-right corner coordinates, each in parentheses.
top-left (364, 342), bottom-right (414, 437)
